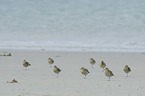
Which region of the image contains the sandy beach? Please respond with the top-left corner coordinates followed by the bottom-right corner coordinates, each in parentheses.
top-left (0, 49), bottom-right (145, 96)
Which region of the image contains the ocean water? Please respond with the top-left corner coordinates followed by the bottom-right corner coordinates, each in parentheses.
top-left (0, 0), bottom-right (145, 52)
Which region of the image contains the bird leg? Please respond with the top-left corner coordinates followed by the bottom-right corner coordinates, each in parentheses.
top-left (108, 77), bottom-right (110, 81)
top-left (56, 74), bottom-right (58, 78)
top-left (84, 75), bottom-right (86, 79)
top-left (126, 73), bottom-right (128, 77)
top-left (92, 65), bottom-right (94, 69)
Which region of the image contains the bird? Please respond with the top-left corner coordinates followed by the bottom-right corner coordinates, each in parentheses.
top-left (123, 65), bottom-right (131, 77)
top-left (7, 79), bottom-right (18, 83)
top-left (48, 58), bottom-right (54, 67)
top-left (23, 60), bottom-right (31, 70)
top-left (105, 68), bottom-right (114, 81)
top-left (80, 67), bottom-right (90, 79)
top-left (7, 53), bottom-right (12, 56)
top-left (89, 58), bottom-right (96, 68)
top-left (53, 66), bottom-right (61, 77)
top-left (100, 61), bottom-right (106, 71)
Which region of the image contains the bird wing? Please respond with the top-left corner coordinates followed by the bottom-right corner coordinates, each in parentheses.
top-left (109, 70), bottom-right (114, 76)
top-left (85, 69), bottom-right (90, 73)
top-left (25, 62), bottom-right (29, 64)
top-left (52, 60), bottom-right (54, 63)
top-left (128, 67), bottom-right (131, 71)
top-left (26, 62), bottom-right (31, 66)
top-left (57, 68), bottom-right (61, 72)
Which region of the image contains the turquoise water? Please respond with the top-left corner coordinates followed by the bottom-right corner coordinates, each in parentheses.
top-left (0, 0), bottom-right (145, 52)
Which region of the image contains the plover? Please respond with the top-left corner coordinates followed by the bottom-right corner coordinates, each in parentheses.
top-left (89, 58), bottom-right (96, 68)
top-left (100, 61), bottom-right (106, 71)
top-left (48, 58), bottom-right (54, 67)
top-left (123, 65), bottom-right (131, 77)
top-left (81, 67), bottom-right (90, 79)
top-left (23, 60), bottom-right (31, 70)
top-left (53, 66), bottom-right (61, 77)
top-left (105, 68), bottom-right (114, 81)
top-left (7, 79), bottom-right (18, 83)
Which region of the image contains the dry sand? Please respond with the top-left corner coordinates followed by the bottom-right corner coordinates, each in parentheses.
top-left (0, 49), bottom-right (145, 96)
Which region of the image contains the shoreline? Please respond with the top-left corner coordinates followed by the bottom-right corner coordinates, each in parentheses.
top-left (1, 48), bottom-right (145, 54)
top-left (1, 44), bottom-right (145, 54)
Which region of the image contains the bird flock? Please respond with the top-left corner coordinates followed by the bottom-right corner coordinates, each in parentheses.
top-left (23, 57), bottom-right (131, 81)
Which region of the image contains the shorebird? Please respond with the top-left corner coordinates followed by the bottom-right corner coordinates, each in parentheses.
top-left (89, 58), bottom-right (96, 68)
top-left (48, 58), bottom-right (54, 67)
top-left (105, 68), bottom-right (114, 81)
top-left (100, 61), bottom-right (106, 71)
top-left (53, 66), bottom-right (61, 77)
top-left (123, 65), bottom-right (131, 77)
top-left (7, 53), bottom-right (12, 56)
top-left (7, 79), bottom-right (18, 83)
top-left (23, 60), bottom-right (31, 70)
top-left (80, 67), bottom-right (90, 79)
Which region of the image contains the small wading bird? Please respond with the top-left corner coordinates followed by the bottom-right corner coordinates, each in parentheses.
top-left (100, 61), bottom-right (106, 72)
top-left (123, 65), bottom-right (131, 77)
top-left (23, 60), bottom-right (31, 70)
top-left (105, 68), bottom-right (114, 81)
top-left (7, 79), bottom-right (18, 83)
top-left (80, 67), bottom-right (90, 79)
top-left (53, 66), bottom-right (61, 77)
top-left (48, 58), bottom-right (54, 67)
top-left (89, 58), bottom-right (96, 68)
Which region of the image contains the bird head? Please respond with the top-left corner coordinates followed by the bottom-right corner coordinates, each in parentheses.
top-left (90, 58), bottom-right (93, 60)
top-left (54, 66), bottom-right (57, 68)
top-left (23, 60), bottom-right (26, 64)
top-left (101, 61), bottom-right (104, 63)
top-left (125, 65), bottom-right (128, 67)
top-left (80, 67), bottom-right (85, 70)
top-left (105, 67), bottom-right (109, 70)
